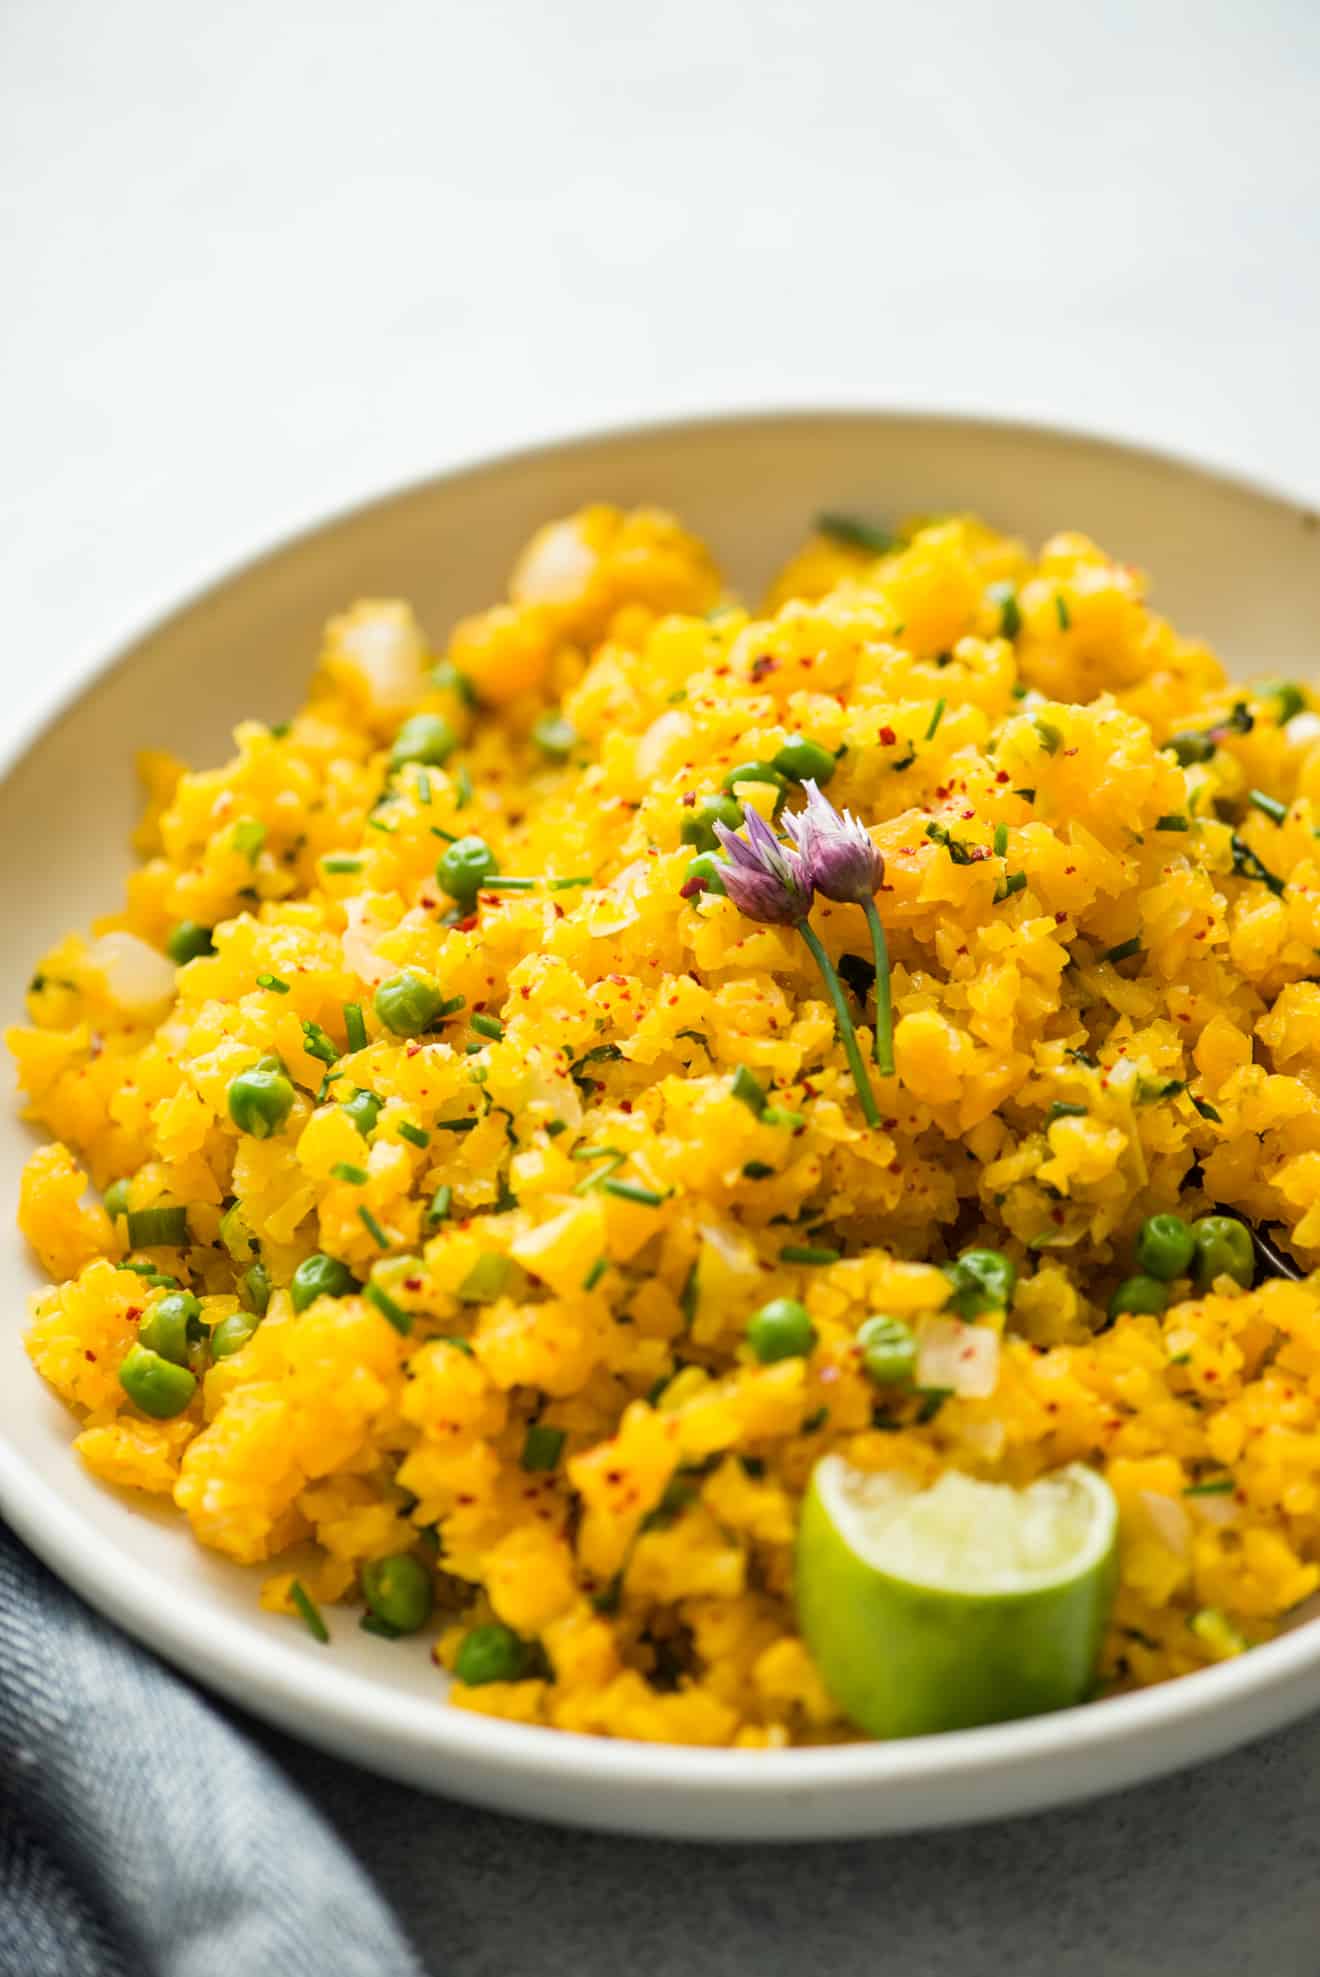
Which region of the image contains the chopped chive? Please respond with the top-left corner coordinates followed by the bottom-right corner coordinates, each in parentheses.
top-left (801, 1406), bottom-right (829, 1434)
top-left (331, 1162), bottom-right (368, 1185)
top-left (779, 1243), bottom-right (840, 1266)
top-left (521, 1422), bottom-right (567, 1471)
top-left (429, 825), bottom-right (458, 843)
top-left (343, 1003), bottom-right (367, 1053)
top-left (1013, 787), bottom-right (1036, 803)
top-left (1048, 1101), bottom-right (1089, 1120)
top-left (455, 766), bottom-right (473, 809)
top-left (426, 1184), bottom-right (453, 1223)
top-left (571, 1145), bottom-right (626, 1162)
top-left (323, 855), bottom-right (364, 873)
top-left (743, 1161), bottom-right (775, 1179)
top-left (924, 697), bottom-right (947, 741)
top-left (915, 1389), bottom-right (950, 1423)
top-left (1230, 833), bottom-right (1285, 895)
top-left (1103, 937), bottom-right (1143, 965)
top-left (815, 512), bottom-right (894, 554)
top-left (471, 1013), bottom-right (504, 1040)
top-left (481, 876), bottom-right (537, 892)
top-left (1034, 720), bottom-right (1063, 755)
top-left (231, 818), bottom-right (266, 864)
top-left (256, 972), bottom-right (290, 994)
top-left (600, 1178), bottom-right (668, 1207)
top-left (367, 815), bottom-right (397, 835)
top-left (364, 1280), bottom-right (411, 1335)
top-left (582, 1256), bottom-right (609, 1292)
top-left (1248, 789), bottom-right (1288, 825)
top-left (548, 875), bottom-right (592, 891)
top-left (731, 1065), bottom-right (767, 1113)
top-left (290, 1580), bottom-right (329, 1644)
top-left (269, 721), bottom-right (291, 739)
top-left (301, 1020), bottom-right (339, 1066)
top-left (1192, 1096), bottom-right (1222, 1123)
top-left (1155, 814), bottom-right (1190, 832)
top-left (416, 770), bottom-right (432, 804)
top-left (925, 821), bottom-right (978, 866)
top-left (434, 1116), bottom-right (478, 1133)
top-left (358, 1205), bottom-right (391, 1249)
top-left (436, 994), bottom-right (466, 1019)
top-left (760, 1106), bottom-right (805, 1130)
top-left (987, 581), bottom-right (1021, 640)
top-left (994, 871), bottom-right (1027, 903)
top-left (1055, 594), bottom-right (1072, 630)
top-left (398, 1122), bottom-right (430, 1148)
top-left (1184, 1476), bottom-right (1235, 1497)
top-left (126, 1205), bottom-right (189, 1248)
top-left (993, 823), bottom-right (1008, 858)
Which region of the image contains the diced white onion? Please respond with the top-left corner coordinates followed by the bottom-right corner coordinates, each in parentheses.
top-left (1189, 1492), bottom-right (1239, 1529)
top-left (511, 519), bottom-right (595, 606)
top-left (916, 1315), bottom-right (1000, 1398)
top-left (89, 932), bottom-right (177, 1013)
top-left (957, 1417), bottom-right (1007, 1461)
top-left (338, 604), bottom-right (426, 715)
top-left (1139, 1489), bottom-right (1191, 1558)
top-left (341, 898), bottom-right (394, 989)
top-left (1285, 712), bottom-right (1320, 748)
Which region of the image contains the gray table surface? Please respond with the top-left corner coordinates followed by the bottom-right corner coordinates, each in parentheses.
top-left (241, 1707), bottom-right (1320, 1975)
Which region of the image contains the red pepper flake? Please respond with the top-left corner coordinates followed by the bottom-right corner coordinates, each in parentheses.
top-left (750, 655), bottom-right (778, 681)
top-left (879, 726), bottom-right (897, 746)
top-left (995, 770), bottom-right (1009, 784)
top-left (84, 1349), bottom-right (97, 1362)
top-left (681, 792), bottom-right (696, 808)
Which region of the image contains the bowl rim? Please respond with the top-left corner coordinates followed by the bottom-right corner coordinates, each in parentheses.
top-left (4, 402), bottom-right (1319, 1816)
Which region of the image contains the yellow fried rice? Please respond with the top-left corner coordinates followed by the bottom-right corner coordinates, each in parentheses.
top-left (12, 503), bottom-right (1320, 1746)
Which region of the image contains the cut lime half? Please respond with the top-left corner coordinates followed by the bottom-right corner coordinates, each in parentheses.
top-left (796, 1457), bottom-right (1119, 1740)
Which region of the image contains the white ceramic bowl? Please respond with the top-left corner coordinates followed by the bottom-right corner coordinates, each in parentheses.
top-left (4, 411), bottom-right (1320, 1841)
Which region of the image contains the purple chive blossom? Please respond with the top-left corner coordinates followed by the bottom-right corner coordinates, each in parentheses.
top-left (712, 807), bottom-right (815, 925)
top-left (783, 780), bottom-right (885, 905)
top-left (706, 806), bottom-right (882, 1127)
top-left (784, 780), bottom-right (895, 1077)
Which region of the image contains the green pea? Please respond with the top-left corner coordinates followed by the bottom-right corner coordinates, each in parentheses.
top-left (165, 920), bottom-right (215, 965)
top-left (118, 1343), bottom-right (197, 1418)
top-left (211, 1311), bottom-right (261, 1359)
top-left (138, 1291), bottom-right (201, 1365)
top-left (342, 1088), bottom-right (383, 1138)
top-left (103, 1179), bottom-right (131, 1221)
top-left (680, 794), bottom-right (743, 852)
top-left (1166, 731), bottom-right (1216, 767)
top-left (1136, 1213), bottom-right (1196, 1282)
top-left (1191, 1216), bottom-right (1254, 1291)
top-left (390, 713), bottom-right (457, 771)
top-left (362, 1553), bottom-right (434, 1634)
top-left (532, 711), bottom-right (577, 760)
top-left (454, 1623), bottom-right (528, 1685)
top-left (683, 853), bottom-right (727, 896)
top-left (772, 736), bottom-right (836, 785)
top-left (240, 1262), bottom-right (271, 1316)
top-left (290, 1252), bottom-right (359, 1313)
top-left (746, 1297), bottom-right (816, 1363)
top-left (227, 1059), bottom-right (295, 1138)
top-left (721, 760), bottom-right (786, 795)
top-left (436, 835), bottom-right (499, 910)
top-left (374, 967), bottom-right (445, 1037)
top-left (1109, 1274), bottom-right (1169, 1320)
top-left (944, 1248), bottom-right (1017, 1319)
top-left (856, 1315), bottom-right (917, 1385)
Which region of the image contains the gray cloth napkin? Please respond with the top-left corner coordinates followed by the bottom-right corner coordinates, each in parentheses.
top-left (0, 1521), bottom-right (425, 1977)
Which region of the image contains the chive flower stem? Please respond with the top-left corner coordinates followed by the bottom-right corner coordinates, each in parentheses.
top-left (862, 900), bottom-right (895, 1076)
top-left (796, 921), bottom-right (882, 1127)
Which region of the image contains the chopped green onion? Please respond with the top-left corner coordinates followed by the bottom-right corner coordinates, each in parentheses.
top-left (1103, 937), bottom-right (1143, 965)
top-left (323, 855), bottom-right (364, 873)
top-left (760, 1106), bottom-right (805, 1130)
top-left (600, 1178), bottom-right (668, 1207)
top-left (231, 818), bottom-right (266, 864)
top-left (290, 1580), bottom-right (329, 1644)
top-left (1055, 594), bottom-right (1071, 630)
top-left (521, 1423), bottom-right (566, 1471)
top-left (434, 1117), bottom-right (478, 1133)
top-left (1248, 789), bottom-right (1288, 825)
top-left (364, 1280), bottom-right (412, 1335)
top-left (779, 1243), bottom-right (840, 1266)
top-left (471, 1013), bottom-right (504, 1040)
top-left (1155, 814), bottom-right (1190, 832)
top-left (582, 1256), bottom-right (609, 1292)
top-left (994, 871), bottom-right (1027, 903)
top-left (256, 972), bottom-right (289, 994)
top-left (924, 697), bottom-right (947, 741)
top-left (397, 1122), bottom-right (430, 1148)
top-left (358, 1205), bottom-right (391, 1249)
top-left (730, 1066), bottom-right (767, 1113)
top-left (331, 1162), bottom-right (367, 1185)
top-left (993, 823), bottom-right (1008, 858)
top-left (426, 1184), bottom-right (453, 1224)
top-left (301, 1020), bottom-right (339, 1066)
top-left (343, 1003), bottom-right (367, 1053)
top-left (126, 1206), bottom-right (189, 1249)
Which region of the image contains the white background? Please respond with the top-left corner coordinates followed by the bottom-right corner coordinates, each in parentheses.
top-left (6, 3), bottom-right (1320, 1966)
top-left (5, 0), bottom-right (1320, 742)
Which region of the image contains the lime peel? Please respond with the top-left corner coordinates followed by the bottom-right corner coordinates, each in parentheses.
top-left (796, 1456), bottom-right (1119, 1739)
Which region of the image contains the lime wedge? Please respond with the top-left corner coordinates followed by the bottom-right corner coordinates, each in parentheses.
top-left (796, 1457), bottom-right (1118, 1738)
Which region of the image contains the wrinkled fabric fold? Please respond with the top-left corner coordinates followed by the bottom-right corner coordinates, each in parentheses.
top-left (0, 1522), bottom-right (424, 1977)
